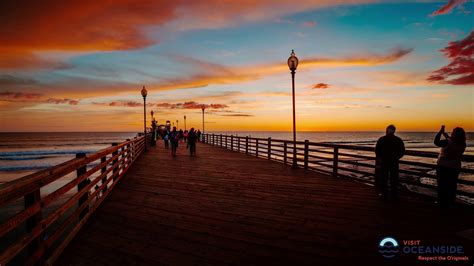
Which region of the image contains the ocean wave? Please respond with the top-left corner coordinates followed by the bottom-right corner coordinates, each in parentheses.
top-left (0, 142), bottom-right (113, 148)
top-left (0, 155), bottom-right (51, 161)
top-left (0, 162), bottom-right (100, 172)
top-left (0, 149), bottom-right (97, 157)
top-left (0, 164), bottom-right (55, 171)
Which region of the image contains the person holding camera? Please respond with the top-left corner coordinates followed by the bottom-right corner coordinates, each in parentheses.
top-left (434, 125), bottom-right (466, 208)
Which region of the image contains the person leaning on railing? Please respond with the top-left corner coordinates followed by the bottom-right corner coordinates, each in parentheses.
top-left (375, 125), bottom-right (405, 200)
top-left (434, 125), bottom-right (466, 208)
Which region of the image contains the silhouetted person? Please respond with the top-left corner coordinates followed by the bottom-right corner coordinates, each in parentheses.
top-left (170, 127), bottom-right (179, 157)
top-left (197, 129), bottom-right (202, 142)
top-left (375, 125), bottom-right (405, 200)
top-left (163, 129), bottom-right (170, 149)
top-left (434, 126), bottom-right (466, 208)
top-left (183, 130), bottom-right (188, 143)
top-left (187, 128), bottom-right (197, 156)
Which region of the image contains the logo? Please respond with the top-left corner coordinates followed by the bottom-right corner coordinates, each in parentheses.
top-left (378, 237), bottom-right (400, 259)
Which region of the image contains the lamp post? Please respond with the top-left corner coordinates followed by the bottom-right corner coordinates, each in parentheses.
top-left (202, 106), bottom-right (205, 135)
top-left (288, 50), bottom-right (299, 168)
top-left (141, 86), bottom-right (148, 152)
top-left (150, 110), bottom-right (154, 121)
top-left (184, 115), bottom-right (187, 131)
top-left (176, 120), bottom-right (179, 129)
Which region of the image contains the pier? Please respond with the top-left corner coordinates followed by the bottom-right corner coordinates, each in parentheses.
top-left (0, 135), bottom-right (473, 265)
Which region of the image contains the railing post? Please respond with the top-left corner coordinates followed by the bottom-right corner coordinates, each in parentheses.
top-left (25, 188), bottom-right (42, 257)
top-left (333, 147), bottom-right (339, 177)
top-left (284, 141), bottom-right (287, 164)
top-left (231, 135), bottom-right (234, 151)
top-left (267, 137), bottom-right (271, 160)
top-left (238, 137), bottom-right (240, 152)
top-left (101, 156), bottom-right (107, 193)
top-left (76, 153), bottom-right (89, 219)
top-left (246, 136), bottom-right (249, 154)
top-left (112, 143), bottom-right (119, 181)
top-left (125, 139), bottom-right (131, 168)
top-left (256, 139), bottom-right (259, 157)
top-left (304, 140), bottom-right (309, 169)
top-left (220, 134), bottom-right (223, 147)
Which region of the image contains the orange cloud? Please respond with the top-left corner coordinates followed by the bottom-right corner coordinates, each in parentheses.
top-left (0, 0), bottom-right (178, 69)
top-left (0, 0), bottom-right (378, 69)
top-left (154, 48), bottom-right (413, 91)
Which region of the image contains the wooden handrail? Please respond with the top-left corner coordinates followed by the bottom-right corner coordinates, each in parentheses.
top-left (0, 136), bottom-right (146, 265)
top-left (202, 133), bottom-right (474, 201)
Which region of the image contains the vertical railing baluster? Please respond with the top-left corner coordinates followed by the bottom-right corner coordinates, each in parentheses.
top-left (304, 140), bottom-right (309, 169)
top-left (24, 188), bottom-right (42, 258)
top-left (76, 153), bottom-right (88, 219)
top-left (231, 135), bottom-right (234, 151)
top-left (284, 141), bottom-right (287, 164)
top-left (101, 156), bottom-right (107, 194)
top-left (112, 143), bottom-right (118, 181)
top-left (246, 136), bottom-right (249, 154)
top-left (267, 137), bottom-right (271, 160)
top-left (238, 137), bottom-right (240, 152)
top-left (256, 139), bottom-right (259, 157)
top-left (333, 147), bottom-right (339, 177)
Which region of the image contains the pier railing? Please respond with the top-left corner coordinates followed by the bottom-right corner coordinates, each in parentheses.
top-left (0, 136), bottom-right (146, 265)
top-left (201, 133), bottom-right (474, 202)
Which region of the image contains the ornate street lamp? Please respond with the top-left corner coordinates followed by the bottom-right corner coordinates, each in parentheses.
top-left (141, 86), bottom-right (148, 152)
top-left (202, 106), bottom-right (205, 135)
top-left (176, 120), bottom-right (179, 129)
top-left (288, 50), bottom-right (299, 168)
top-left (184, 115), bottom-right (187, 131)
top-left (150, 110), bottom-right (154, 120)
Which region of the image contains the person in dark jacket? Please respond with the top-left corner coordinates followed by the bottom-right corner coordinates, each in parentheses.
top-left (375, 125), bottom-right (405, 200)
top-left (169, 127), bottom-right (179, 157)
top-left (434, 126), bottom-right (466, 208)
top-left (187, 128), bottom-right (197, 156)
top-left (197, 129), bottom-right (202, 142)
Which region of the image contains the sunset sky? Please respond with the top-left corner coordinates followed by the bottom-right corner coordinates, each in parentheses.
top-left (0, 0), bottom-right (473, 132)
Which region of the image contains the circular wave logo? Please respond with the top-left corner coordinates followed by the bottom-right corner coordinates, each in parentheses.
top-left (378, 237), bottom-right (400, 259)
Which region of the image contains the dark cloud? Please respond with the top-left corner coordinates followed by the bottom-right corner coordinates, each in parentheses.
top-left (46, 98), bottom-right (80, 105)
top-left (0, 91), bottom-right (42, 100)
top-left (312, 83), bottom-right (329, 89)
top-left (428, 31), bottom-right (474, 85)
top-left (155, 101), bottom-right (228, 109)
top-left (431, 0), bottom-right (467, 16)
top-left (93, 101), bottom-right (142, 107)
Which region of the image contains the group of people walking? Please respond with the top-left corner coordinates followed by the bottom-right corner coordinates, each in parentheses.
top-left (162, 127), bottom-right (201, 157)
top-left (375, 124), bottom-right (466, 208)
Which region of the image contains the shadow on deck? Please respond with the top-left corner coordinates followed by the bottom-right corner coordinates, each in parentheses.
top-left (57, 141), bottom-right (474, 265)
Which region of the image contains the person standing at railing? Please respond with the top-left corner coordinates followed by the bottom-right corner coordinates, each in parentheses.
top-left (197, 129), bottom-right (202, 142)
top-left (187, 128), bottom-right (197, 156)
top-left (170, 127), bottom-right (179, 157)
top-left (375, 125), bottom-right (405, 200)
top-left (434, 126), bottom-right (466, 208)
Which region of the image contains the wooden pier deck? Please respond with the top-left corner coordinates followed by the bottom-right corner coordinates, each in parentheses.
top-left (57, 141), bottom-right (474, 265)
